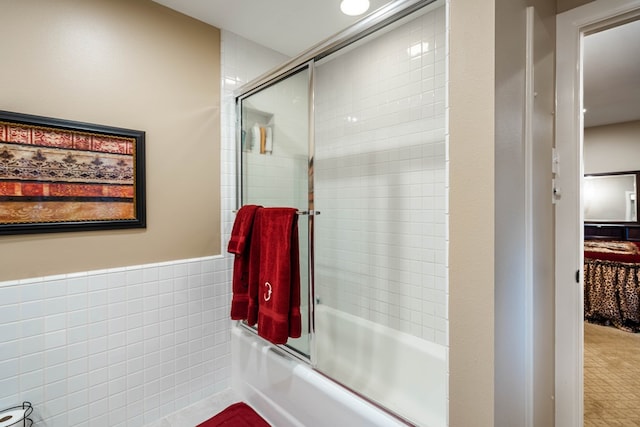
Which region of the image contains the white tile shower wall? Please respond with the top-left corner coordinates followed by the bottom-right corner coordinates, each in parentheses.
top-left (314, 4), bottom-right (447, 345)
top-left (0, 256), bottom-right (231, 427)
top-left (220, 31), bottom-right (288, 239)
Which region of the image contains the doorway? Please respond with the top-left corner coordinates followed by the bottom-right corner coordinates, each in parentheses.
top-left (555, 1), bottom-right (640, 426)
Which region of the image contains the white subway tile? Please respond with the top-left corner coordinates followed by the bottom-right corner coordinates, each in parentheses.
top-left (158, 279), bottom-right (174, 295)
top-left (45, 362), bottom-right (67, 384)
top-left (45, 394), bottom-right (68, 417)
top-left (109, 407), bottom-right (127, 426)
top-left (126, 341), bottom-right (144, 361)
top-left (88, 351), bottom-right (108, 374)
top-left (143, 266), bottom-right (159, 283)
top-left (127, 373), bottom-right (145, 393)
top-left (88, 382), bottom-right (109, 402)
top-left (87, 305), bottom-right (109, 326)
top-left (66, 276), bottom-right (88, 295)
top-left (158, 265), bottom-right (173, 281)
top-left (20, 335), bottom-right (44, 355)
top-left (45, 378), bottom-right (67, 400)
top-left (21, 300), bottom-right (45, 320)
top-left (125, 269), bottom-right (143, 286)
top-left (108, 316), bottom-right (128, 335)
top-left (107, 271), bottom-right (127, 288)
top-left (108, 347), bottom-right (127, 367)
top-left (67, 373), bottom-right (88, 394)
top-left (67, 357), bottom-right (88, 377)
top-left (0, 358), bottom-right (18, 382)
top-left (108, 331), bottom-right (126, 350)
top-left (0, 285), bottom-right (21, 305)
top-left (68, 388), bottom-right (89, 407)
top-left (46, 347), bottom-right (68, 367)
top-left (126, 283), bottom-right (144, 300)
top-left (87, 273), bottom-right (109, 291)
top-left (109, 390), bottom-right (127, 410)
top-left (173, 263), bottom-right (189, 278)
top-left (21, 282), bottom-right (44, 302)
top-left (89, 396), bottom-right (109, 418)
top-left (0, 320), bottom-right (20, 343)
top-left (68, 404), bottom-right (89, 425)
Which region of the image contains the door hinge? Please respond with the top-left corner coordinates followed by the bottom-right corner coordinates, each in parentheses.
top-left (576, 270), bottom-right (580, 283)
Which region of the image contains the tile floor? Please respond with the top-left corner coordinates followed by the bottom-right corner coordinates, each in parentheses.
top-left (584, 322), bottom-right (640, 426)
top-left (144, 389), bottom-right (241, 427)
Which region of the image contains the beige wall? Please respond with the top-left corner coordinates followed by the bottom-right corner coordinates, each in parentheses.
top-left (0, 0), bottom-right (221, 281)
top-left (584, 120), bottom-right (640, 173)
top-left (449, 0), bottom-right (496, 425)
top-left (450, 0), bottom-right (557, 424)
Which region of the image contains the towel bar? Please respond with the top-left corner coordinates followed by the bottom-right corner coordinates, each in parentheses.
top-left (297, 210), bottom-right (321, 216)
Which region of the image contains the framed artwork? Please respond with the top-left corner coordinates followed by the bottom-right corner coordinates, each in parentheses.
top-left (0, 110), bottom-right (145, 235)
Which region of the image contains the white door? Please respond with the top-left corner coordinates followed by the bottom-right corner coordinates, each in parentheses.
top-left (555, 1), bottom-right (640, 426)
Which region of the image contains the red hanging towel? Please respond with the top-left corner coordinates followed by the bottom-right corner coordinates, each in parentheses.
top-left (247, 207), bottom-right (302, 344)
top-left (227, 205), bottom-right (261, 320)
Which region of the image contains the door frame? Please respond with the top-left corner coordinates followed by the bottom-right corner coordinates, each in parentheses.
top-left (555, 1), bottom-right (640, 426)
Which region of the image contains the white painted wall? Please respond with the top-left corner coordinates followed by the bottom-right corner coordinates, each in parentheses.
top-left (494, 0), bottom-right (556, 426)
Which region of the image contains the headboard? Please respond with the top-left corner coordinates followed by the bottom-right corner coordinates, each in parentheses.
top-left (585, 224), bottom-right (640, 241)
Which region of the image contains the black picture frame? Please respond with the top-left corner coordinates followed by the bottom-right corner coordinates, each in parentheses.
top-left (0, 110), bottom-right (146, 235)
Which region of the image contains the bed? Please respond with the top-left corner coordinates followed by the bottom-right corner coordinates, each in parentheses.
top-left (584, 239), bottom-right (640, 331)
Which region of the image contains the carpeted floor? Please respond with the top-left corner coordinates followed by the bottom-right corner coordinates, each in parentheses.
top-left (584, 322), bottom-right (640, 426)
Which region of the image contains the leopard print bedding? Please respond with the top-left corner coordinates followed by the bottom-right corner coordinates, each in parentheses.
top-left (584, 258), bottom-right (640, 332)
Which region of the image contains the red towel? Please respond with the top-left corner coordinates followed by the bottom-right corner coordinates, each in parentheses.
top-left (196, 402), bottom-right (270, 426)
top-left (247, 207), bottom-right (302, 344)
top-left (227, 205), bottom-right (261, 320)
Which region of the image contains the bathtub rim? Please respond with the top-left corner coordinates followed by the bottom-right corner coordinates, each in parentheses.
top-left (236, 320), bottom-right (312, 364)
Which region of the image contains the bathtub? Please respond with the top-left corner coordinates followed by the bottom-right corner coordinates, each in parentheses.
top-left (231, 326), bottom-right (407, 426)
top-left (315, 305), bottom-right (447, 427)
top-left (231, 305), bottom-right (447, 427)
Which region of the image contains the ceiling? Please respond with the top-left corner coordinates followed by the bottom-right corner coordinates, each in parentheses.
top-left (583, 18), bottom-right (640, 128)
top-left (151, 0), bottom-right (391, 57)
top-left (151, 0), bottom-right (640, 129)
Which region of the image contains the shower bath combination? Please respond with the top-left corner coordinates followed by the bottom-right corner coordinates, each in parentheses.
top-left (233, 0), bottom-right (448, 425)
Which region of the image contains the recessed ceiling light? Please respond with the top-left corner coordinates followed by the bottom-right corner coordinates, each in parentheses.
top-left (340, 0), bottom-right (370, 16)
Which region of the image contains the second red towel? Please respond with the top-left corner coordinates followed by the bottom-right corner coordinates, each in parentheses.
top-left (247, 207), bottom-right (302, 344)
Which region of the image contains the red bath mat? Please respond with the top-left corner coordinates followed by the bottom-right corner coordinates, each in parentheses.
top-left (197, 402), bottom-right (270, 427)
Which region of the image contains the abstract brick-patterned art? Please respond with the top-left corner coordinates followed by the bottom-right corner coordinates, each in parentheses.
top-left (0, 111), bottom-right (145, 234)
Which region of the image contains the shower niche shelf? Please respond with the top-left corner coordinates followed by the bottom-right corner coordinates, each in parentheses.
top-left (242, 107), bottom-right (274, 154)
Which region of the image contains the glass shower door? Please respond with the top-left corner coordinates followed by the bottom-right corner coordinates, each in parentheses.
top-left (312, 2), bottom-right (448, 425)
top-left (238, 66), bottom-right (311, 357)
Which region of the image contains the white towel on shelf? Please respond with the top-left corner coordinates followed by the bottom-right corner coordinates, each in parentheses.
top-left (251, 124), bottom-right (260, 152)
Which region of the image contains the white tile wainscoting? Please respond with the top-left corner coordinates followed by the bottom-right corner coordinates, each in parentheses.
top-left (0, 256), bottom-right (232, 427)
